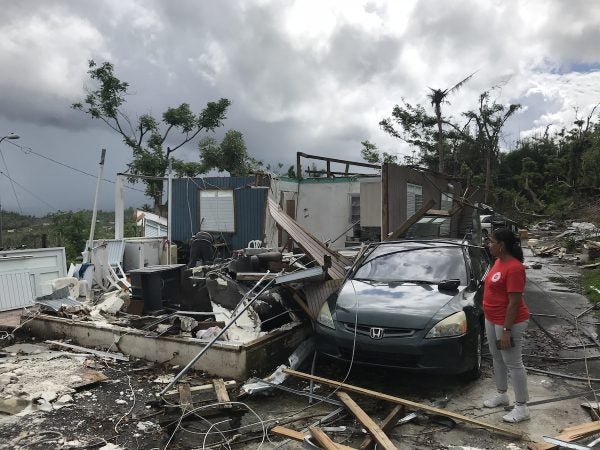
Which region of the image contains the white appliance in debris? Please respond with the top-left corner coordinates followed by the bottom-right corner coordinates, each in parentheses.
top-left (122, 238), bottom-right (166, 271)
top-left (0, 247), bottom-right (67, 312)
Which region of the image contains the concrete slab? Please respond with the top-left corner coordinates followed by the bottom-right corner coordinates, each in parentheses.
top-left (23, 315), bottom-right (309, 379)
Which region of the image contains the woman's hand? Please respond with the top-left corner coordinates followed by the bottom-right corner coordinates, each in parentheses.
top-left (499, 330), bottom-right (512, 350)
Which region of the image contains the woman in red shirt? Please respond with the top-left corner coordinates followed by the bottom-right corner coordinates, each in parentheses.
top-left (482, 228), bottom-right (530, 423)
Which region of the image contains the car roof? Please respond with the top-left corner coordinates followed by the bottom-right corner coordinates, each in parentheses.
top-left (371, 238), bottom-right (471, 249)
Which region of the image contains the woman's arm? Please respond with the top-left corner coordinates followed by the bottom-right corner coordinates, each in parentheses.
top-left (500, 292), bottom-right (522, 349)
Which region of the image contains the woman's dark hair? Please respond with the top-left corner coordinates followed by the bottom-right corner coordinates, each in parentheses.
top-left (492, 227), bottom-right (523, 262)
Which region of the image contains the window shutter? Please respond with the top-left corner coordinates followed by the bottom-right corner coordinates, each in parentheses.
top-left (199, 190), bottom-right (235, 232)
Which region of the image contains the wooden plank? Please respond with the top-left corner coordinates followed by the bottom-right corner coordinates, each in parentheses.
top-left (336, 392), bottom-right (397, 450)
top-left (271, 426), bottom-right (355, 450)
top-left (310, 426), bottom-right (345, 450)
top-left (385, 199), bottom-right (436, 241)
top-left (235, 272), bottom-right (278, 281)
top-left (271, 425), bottom-right (306, 441)
top-left (292, 292), bottom-right (313, 318)
top-left (178, 383), bottom-right (193, 412)
top-left (283, 368), bottom-right (523, 440)
top-left (528, 421), bottom-right (600, 450)
top-left (213, 378), bottom-right (232, 408)
top-left (359, 405), bottom-right (404, 450)
top-left (268, 198), bottom-right (351, 280)
top-left (164, 380), bottom-right (237, 397)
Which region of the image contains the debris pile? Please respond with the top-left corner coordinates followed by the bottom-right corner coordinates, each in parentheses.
top-left (528, 220), bottom-right (600, 264)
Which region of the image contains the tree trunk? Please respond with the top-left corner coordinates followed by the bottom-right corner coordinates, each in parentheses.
top-left (484, 144), bottom-right (491, 203)
top-left (153, 191), bottom-right (163, 216)
top-left (436, 104), bottom-right (444, 173)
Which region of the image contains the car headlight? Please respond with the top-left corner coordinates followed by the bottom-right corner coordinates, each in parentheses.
top-left (316, 302), bottom-right (335, 329)
top-left (425, 311), bottom-right (467, 338)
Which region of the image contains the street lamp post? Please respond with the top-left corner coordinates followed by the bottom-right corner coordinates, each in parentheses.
top-left (0, 134), bottom-right (20, 249)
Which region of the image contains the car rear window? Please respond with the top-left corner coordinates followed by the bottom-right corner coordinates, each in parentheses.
top-left (354, 246), bottom-right (467, 284)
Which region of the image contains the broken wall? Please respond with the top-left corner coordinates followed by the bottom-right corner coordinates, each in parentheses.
top-left (382, 164), bottom-right (462, 237)
top-left (170, 176), bottom-right (268, 253)
top-left (268, 176), bottom-right (380, 250)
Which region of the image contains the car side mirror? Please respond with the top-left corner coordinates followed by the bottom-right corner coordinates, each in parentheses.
top-left (438, 279), bottom-right (460, 291)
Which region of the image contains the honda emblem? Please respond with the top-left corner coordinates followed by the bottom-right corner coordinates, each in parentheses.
top-left (369, 327), bottom-right (384, 340)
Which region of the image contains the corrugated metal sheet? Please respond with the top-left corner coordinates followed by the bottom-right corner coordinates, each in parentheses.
top-left (0, 272), bottom-right (34, 312)
top-left (171, 177), bottom-right (266, 253)
top-left (268, 197), bottom-right (351, 280)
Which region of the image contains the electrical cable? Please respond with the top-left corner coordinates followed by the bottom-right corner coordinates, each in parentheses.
top-left (5, 140), bottom-right (146, 193)
top-left (0, 148), bottom-right (22, 213)
top-left (0, 171), bottom-right (57, 210)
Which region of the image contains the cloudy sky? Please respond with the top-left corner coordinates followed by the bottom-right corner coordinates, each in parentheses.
top-left (1, 0), bottom-right (600, 215)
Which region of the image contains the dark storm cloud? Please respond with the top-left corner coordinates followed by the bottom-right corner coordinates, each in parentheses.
top-left (2, 0), bottom-right (600, 214)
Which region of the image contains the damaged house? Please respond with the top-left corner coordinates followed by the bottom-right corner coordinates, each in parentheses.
top-left (1, 156), bottom-right (480, 382)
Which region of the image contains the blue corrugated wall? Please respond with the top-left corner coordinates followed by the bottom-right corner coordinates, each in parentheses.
top-left (171, 177), bottom-right (267, 253)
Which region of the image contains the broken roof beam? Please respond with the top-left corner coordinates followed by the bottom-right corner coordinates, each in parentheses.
top-left (283, 368), bottom-right (524, 440)
top-left (268, 198), bottom-right (351, 280)
top-left (336, 392), bottom-right (397, 450)
top-left (385, 199), bottom-right (436, 241)
top-left (297, 151), bottom-right (380, 179)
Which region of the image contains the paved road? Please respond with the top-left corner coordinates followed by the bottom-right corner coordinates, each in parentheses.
top-left (523, 248), bottom-right (600, 378)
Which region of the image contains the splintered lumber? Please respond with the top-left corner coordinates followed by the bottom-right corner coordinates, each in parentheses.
top-left (309, 426), bottom-right (347, 450)
top-left (528, 420), bottom-right (600, 450)
top-left (283, 368), bottom-right (523, 440)
top-left (385, 199), bottom-right (435, 241)
top-left (213, 378), bottom-right (232, 408)
top-left (178, 384), bottom-right (193, 412)
top-left (359, 405), bottom-right (404, 450)
top-left (163, 380), bottom-right (237, 397)
top-left (336, 392), bottom-right (397, 450)
top-left (271, 426), bottom-right (355, 450)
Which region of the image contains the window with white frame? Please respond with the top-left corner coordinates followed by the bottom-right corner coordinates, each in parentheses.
top-left (406, 183), bottom-right (423, 217)
top-left (199, 190), bottom-right (235, 232)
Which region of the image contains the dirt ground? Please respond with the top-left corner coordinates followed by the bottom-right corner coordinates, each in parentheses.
top-left (1, 247), bottom-right (600, 449)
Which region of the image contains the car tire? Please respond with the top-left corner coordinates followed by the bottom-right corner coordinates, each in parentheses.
top-left (463, 323), bottom-right (483, 381)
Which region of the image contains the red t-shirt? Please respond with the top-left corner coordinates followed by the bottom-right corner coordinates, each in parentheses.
top-left (483, 257), bottom-right (529, 325)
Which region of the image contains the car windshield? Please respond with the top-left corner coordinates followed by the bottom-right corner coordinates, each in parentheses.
top-left (353, 246), bottom-right (467, 284)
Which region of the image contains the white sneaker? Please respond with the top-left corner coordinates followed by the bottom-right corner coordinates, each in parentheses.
top-left (483, 392), bottom-right (510, 408)
top-left (502, 404), bottom-right (530, 423)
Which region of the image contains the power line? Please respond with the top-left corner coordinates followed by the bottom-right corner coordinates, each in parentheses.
top-left (0, 148), bottom-right (23, 213)
top-left (5, 140), bottom-right (146, 194)
top-left (0, 171), bottom-right (57, 211)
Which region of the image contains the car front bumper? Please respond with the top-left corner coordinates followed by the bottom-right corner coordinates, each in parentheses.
top-left (315, 321), bottom-right (478, 374)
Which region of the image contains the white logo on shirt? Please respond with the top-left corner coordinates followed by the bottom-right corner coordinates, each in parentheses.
top-left (491, 272), bottom-right (501, 282)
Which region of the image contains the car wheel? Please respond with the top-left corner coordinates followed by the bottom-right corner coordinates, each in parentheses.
top-left (463, 323), bottom-right (483, 381)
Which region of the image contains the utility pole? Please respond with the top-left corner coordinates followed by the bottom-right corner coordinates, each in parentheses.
top-left (0, 134), bottom-right (20, 249)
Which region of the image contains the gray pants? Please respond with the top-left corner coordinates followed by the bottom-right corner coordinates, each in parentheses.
top-left (485, 319), bottom-right (529, 403)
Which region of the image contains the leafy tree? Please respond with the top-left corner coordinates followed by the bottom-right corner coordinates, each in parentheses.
top-left (360, 140), bottom-right (398, 165)
top-left (463, 92), bottom-right (520, 202)
top-left (379, 100), bottom-right (438, 166)
top-left (73, 60), bottom-right (231, 214)
top-left (50, 211), bottom-right (89, 263)
top-left (199, 130), bottom-right (261, 175)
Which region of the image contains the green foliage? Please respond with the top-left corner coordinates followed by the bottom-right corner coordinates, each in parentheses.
top-left (1, 208), bottom-right (139, 263)
top-left (360, 140), bottom-right (398, 165)
top-left (582, 269), bottom-right (600, 304)
top-left (73, 60), bottom-right (231, 213)
top-left (50, 211), bottom-right (89, 263)
top-left (199, 130), bottom-right (261, 176)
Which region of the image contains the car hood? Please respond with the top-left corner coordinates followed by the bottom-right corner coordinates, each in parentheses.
top-left (334, 279), bottom-right (463, 329)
